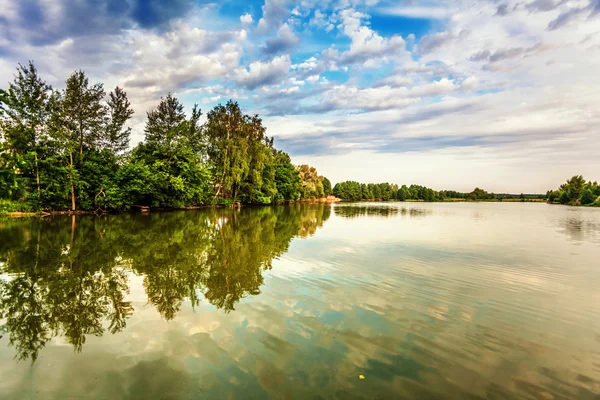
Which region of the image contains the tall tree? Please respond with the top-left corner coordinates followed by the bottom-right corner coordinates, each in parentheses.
top-left (205, 101), bottom-right (251, 201)
top-left (102, 87), bottom-right (133, 154)
top-left (0, 62), bottom-right (53, 199)
top-left (322, 177), bottom-right (332, 196)
top-left (144, 93), bottom-right (186, 149)
top-left (61, 70), bottom-right (106, 160)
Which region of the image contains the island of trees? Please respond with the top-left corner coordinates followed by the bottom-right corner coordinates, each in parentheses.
top-left (0, 62), bottom-right (332, 215)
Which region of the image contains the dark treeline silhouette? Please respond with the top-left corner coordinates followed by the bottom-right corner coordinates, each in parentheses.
top-left (0, 205), bottom-right (331, 362)
top-left (0, 62), bottom-right (331, 214)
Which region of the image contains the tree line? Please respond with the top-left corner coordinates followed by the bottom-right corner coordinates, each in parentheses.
top-left (0, 62), bottom-right (331, 213)
top-left (332, 181), bottom-right (511, 202)
top-left (546, 175), bottom-right (600, 206)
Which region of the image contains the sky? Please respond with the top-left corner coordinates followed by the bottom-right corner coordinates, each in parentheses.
top-left (1, 0), bottom-right (599, 193)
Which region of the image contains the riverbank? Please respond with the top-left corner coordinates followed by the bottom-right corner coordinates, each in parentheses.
top-left (1, 196), bottom-right (343, 218)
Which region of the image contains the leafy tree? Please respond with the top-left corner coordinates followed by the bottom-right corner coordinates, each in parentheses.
top-left (579, 188), bottom-right (595, 205)
top-left (297, 164), bottom-right (325, 199)
top-left (61, 70), bottom-right (106, 159)
top-left (273, 150), bottom-right (300, 202)
top-left (205, 101), bottom-right (250, 201)
top-left (322, 177), bottom-right (332, 196)
top-left (0, 62), bottom-right (53, 202)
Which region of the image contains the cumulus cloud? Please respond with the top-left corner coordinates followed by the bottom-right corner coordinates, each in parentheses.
top-left (240, 13), bottom-right (253, 24)
top-left (257, 0), bottom-right (289, 32)
top-left (262, 23), bottom-right (299, 54)
top-left (2, 0), bottom-right (191, 46)
top-left (234, 55), bottom-right (291, 90)
top-left (417, 32), bottom-right (454, 54)
top-left (331, 8), bottom-right (407, 65)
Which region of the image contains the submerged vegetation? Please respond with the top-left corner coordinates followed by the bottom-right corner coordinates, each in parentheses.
top-left (0, 62), bottom-right (330, 214)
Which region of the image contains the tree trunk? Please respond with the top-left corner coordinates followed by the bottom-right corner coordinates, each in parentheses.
top-left (69, 149), bottom-right (76, 211)
top-left (213, 118), bottom-right (232, 203)
top-left (34, 152), bottom-right (41, 198)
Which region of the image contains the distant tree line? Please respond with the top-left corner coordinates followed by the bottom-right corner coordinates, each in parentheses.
top-left (333, 181), bottom-right (512, 202)
top-left (0, 62), bottom-right (331, 213)
top-left (546, 175), bottom-right (600, 206)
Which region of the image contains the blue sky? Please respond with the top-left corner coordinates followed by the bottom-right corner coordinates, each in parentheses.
top-left (1, 0), bottom-right (599, 192)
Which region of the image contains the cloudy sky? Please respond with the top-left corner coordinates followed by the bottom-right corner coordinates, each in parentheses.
top-left (1, 0), bottom-right (599, 192)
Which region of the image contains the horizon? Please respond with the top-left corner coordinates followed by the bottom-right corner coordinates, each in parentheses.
top-left (1, 0), bottom-right (599, 193)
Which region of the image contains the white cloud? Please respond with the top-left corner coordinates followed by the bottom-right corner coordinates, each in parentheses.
top-left (379, 6), bottom-right (453, 19)
top-left (258, 0), bottom-right (289, 31)
top-left (332, 8), bottom-right (408, 65)
top-left (234, 55), bottom-right (292, 90)
top-left (240, 13), bottom-right (253, 24)
top-left (262, 22), bottom-right (299, 54)
top-left (293, 57), bottom-right (318, 70)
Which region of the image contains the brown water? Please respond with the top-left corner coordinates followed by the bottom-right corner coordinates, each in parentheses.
top-left (0, 202), bottom-right (599, 399)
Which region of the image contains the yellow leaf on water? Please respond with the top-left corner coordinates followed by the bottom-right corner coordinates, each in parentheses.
top-left (359, 375), bottom-right (365, 380)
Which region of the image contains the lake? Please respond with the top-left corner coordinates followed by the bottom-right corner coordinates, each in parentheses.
top-left (0, 202), bottom-right (599, 399)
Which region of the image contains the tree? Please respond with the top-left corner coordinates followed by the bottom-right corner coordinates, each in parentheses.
top-left (62, 70), bottom-right (106, 159)
top-left (205, 101), bottom-right (251, 201)
top-left (102, 87), bottom-right (134, 154)
top-left (297, 164), bottom-right (325, 199)
top-left (144, 93), bottom-right (186, 149)
top-left (273, 150), bottom-right (300, 202)
top-left (322, 177), bottom-right (332, 196)
top-left (0, 62), bottom-right (53, 200)
top-left (398, 185), bottom-right (409, 201)
top-left (560, 175), bottom-right (585, 203)
top-left (579, 188), bottom-right (595, 205)
top-left (132, 95), bottom-right (211, 208)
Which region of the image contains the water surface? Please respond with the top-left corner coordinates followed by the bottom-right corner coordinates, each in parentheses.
top-left (0, 203), bottom-right (599, 399)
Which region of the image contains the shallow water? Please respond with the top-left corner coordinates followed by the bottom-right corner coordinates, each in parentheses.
top-left (0, 202), bottom-right (599, 399)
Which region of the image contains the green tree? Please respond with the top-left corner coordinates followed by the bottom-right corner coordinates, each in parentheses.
top-left (102, 86), bottom-right (134, 154)
top-left (273, 150), bottom-right (300, 202)
top-left (0, 62), bottom-right (53, 202)
top-left (322, 177), bottom-right (332, 196)
top-left (579, 188), bottom-right (595, 205)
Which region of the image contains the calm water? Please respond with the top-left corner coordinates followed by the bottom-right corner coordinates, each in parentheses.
top-left (0, 203), bottom-right (599, 399)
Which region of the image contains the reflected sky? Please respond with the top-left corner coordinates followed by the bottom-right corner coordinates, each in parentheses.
top-left (0, 203), bottom-right (599, 399)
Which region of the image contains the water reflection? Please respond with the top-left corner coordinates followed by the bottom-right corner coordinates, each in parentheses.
top-left (558, 215), bottom-right (600, 243)
top-left (334, 204), bottom-right (431, 218)
top-left (0, 205), bottom-right (331, 362)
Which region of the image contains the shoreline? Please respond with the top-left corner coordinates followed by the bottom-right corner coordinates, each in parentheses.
top-left (2, 197), bottom-right (343, 218)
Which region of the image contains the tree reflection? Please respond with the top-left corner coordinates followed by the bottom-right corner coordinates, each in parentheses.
top-left (334, 205), bottom-right (432, 218)
top-left (0, 204), bottom-right (331, 361)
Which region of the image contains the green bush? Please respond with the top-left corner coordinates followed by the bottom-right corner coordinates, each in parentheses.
top-left (0, 199), bottom-right (34, 215)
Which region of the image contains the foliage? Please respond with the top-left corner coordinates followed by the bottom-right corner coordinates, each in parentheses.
top-left (548, 175), bottom-right (600, 206)
top-left (297, 164), bottom-right (326, 199)
top-left (0, 62), bottom-right (330, 211)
